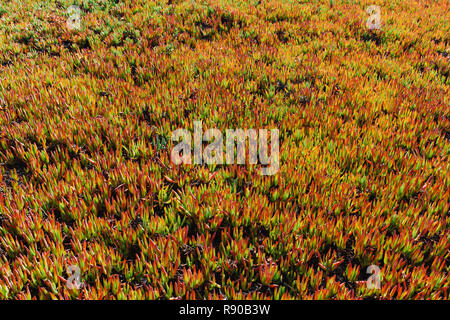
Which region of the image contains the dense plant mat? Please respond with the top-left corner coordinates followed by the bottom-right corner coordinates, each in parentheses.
top-left (0, 0), bottom-right (448, 299)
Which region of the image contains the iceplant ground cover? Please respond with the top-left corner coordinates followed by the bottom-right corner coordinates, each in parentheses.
top-left (0, 0), bottom-right (448, 299)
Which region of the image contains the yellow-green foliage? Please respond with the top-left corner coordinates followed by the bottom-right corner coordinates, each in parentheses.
top-left (0, 0), bottom-right (448, 299)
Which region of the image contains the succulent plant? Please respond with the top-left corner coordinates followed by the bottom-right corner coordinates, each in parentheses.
top-left (0, 0), bottom-right (448, 300)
